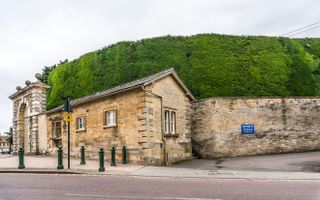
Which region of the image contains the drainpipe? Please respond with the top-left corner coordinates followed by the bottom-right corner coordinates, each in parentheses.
top-left (141, 86), bottom-right (167, 165)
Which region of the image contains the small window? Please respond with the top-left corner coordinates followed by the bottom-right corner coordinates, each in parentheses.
top-left (105, 110), bottom-right (117, 126)
top-left (164, 110), bottom-right (176, 134)
top-left (52, 121), bottom-right (62, 138)
top-left (77, 116), bottom-right (86, 130)
top-left (52, 121), bottom-right (62, 148)
top-left (164, 110), bottom-right (170, 133)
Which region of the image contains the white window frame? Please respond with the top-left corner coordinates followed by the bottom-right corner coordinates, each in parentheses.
top-left (164, 110), bottom-right (170, 134)
top-left (52, 121), bottom-right (62, 138)
top-left (170, 111), bottom-right (176, 134)
top-left (77, 116), bottom-right (86, 131)
top-left (106, 110), bottom-right (117, 126)
top-left (164, 110), bottom-right (177, 134)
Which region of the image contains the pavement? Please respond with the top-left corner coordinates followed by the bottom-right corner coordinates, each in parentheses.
top-left (0, 154), bottom-right (142, 176)
top-left (1, 151), bottom-right (320, 180)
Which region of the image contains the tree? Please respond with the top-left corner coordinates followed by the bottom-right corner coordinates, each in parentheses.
top-left (44, 34), bottom-right (320, 110)
top-left (41, 65), bottom-right (56, 84)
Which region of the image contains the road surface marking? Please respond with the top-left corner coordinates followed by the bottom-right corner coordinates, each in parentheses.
top-left (65, 193), bottom-right (222, 200)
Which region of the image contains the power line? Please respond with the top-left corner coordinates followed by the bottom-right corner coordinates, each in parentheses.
top-left (285, 25), bottom-right (320, 37)
top-left (281, 21), bottom-right (320, 36)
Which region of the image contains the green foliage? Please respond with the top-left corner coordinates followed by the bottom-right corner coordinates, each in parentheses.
top-left (41, 59), bottom-right (68, 84)
top-left (280, 38), bottom-right (317, 95)
top-left (44, 34), bottom-right (320, 110)
top-left (41, 66), bottom-right (55, 84)
top-left (295, 38), bottom-right (320, 59)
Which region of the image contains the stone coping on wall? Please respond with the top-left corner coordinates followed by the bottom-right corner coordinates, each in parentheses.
top-left (195, 96), bottom-right (320, 103)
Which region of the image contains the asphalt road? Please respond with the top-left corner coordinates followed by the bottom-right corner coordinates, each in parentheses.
top-left (0, 174), bottom-right (320, 200)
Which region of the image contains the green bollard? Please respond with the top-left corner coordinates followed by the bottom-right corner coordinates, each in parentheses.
top-left (80, 146), bottom-right (86, 165)
top-left (99, 148), bottom-right (105, 172)
top-left (18, 148), bottom-right (25, 169)
top-left (122, 145), bottom-right (127, 164)
top-left (111, 146), bottom-right (116, 166)
top-left (57, 147), bottom-right (64, 170)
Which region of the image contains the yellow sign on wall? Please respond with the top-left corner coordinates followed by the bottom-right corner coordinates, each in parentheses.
top-left (65, 113), bottom-right (73, 122)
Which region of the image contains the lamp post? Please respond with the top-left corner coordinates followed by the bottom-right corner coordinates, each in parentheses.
top-left (63, 97), bottom-right (73, 169)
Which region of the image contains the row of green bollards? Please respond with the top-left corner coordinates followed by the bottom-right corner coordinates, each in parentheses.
top-left (99, 146), bottom-right (127, 171)
top-left (17, 146), bottom-right (127, 171)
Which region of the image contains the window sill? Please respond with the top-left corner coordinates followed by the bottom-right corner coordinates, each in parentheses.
top-left (178, 140), bottom-right (190, 144)
top-left (164, 133), bottom-right (179, 138)
top-left (52, 137), bottom-right (62, 141)
top-left (76, 129), bottom-right (86, 133)
top-left (103, 124), bottom-right (117, 129)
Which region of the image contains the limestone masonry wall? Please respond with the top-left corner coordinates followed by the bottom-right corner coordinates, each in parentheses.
top-left (150, 76), bottom-right (192, 165)
top-left (47, 88), bottom-right (144, 164)
top-left (192, 97), bottom-right (320, 158)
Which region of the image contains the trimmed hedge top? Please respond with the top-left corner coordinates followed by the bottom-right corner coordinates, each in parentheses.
top-left (44, 34), bottom-right (320, 110)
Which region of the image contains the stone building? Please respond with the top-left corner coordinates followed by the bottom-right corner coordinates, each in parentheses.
top-left (10, 68), bottom-right (320, 165)
top-left (46, 68), bottom-right (194, 165)
top-left (0, 135), bottom-right (9, 153)
top-left (9, 79), bottom-right (48, 155)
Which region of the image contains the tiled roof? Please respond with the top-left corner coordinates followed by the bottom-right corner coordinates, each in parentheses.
top-left (47, 68), bottom-right (194, 114)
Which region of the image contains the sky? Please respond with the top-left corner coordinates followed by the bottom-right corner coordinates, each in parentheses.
top-left (0, 0), bottom-right (319, 133)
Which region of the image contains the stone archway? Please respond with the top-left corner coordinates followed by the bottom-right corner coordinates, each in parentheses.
top-left (9, 79), bottom-right (49, 154)
top-left (17, 103), bottom-right (26, 149)
top-left (17, 103), bottom-right (32, 153)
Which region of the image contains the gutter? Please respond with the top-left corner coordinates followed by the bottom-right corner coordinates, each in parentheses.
top-left (141, 86), bottom-right (168, 166)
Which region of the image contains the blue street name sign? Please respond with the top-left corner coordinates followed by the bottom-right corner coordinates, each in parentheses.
top-left (241, 124), bottom-right (254, 134)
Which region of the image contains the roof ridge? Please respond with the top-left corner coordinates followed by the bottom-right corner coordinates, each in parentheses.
top-left (72, 68), bottom-right (175, 102)
top-left (46, 68), bottom-right (178, 113)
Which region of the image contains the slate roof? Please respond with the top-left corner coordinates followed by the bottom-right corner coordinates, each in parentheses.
top-left (47, 68), bottom-right (195, 114)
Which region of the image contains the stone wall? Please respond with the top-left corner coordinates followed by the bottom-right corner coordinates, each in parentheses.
top-left (38, 114), bottom-right (48, 153)
top-left (192, 97), bottom-right (320, 158)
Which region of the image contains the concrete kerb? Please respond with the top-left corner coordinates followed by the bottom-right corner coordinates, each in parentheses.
top-left (0, 168), bottom-right (83, 175)
top-left (0, 168), bottom-right (121, 175)
top-left (0, 155), bottom-right (144, 174)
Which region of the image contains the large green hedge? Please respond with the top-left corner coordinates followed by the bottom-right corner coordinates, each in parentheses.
top-left (44, 34), bottom-right (320, 110)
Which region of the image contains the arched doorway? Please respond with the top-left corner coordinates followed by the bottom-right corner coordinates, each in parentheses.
top-left (17, 103), bottom-right (31, 153)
